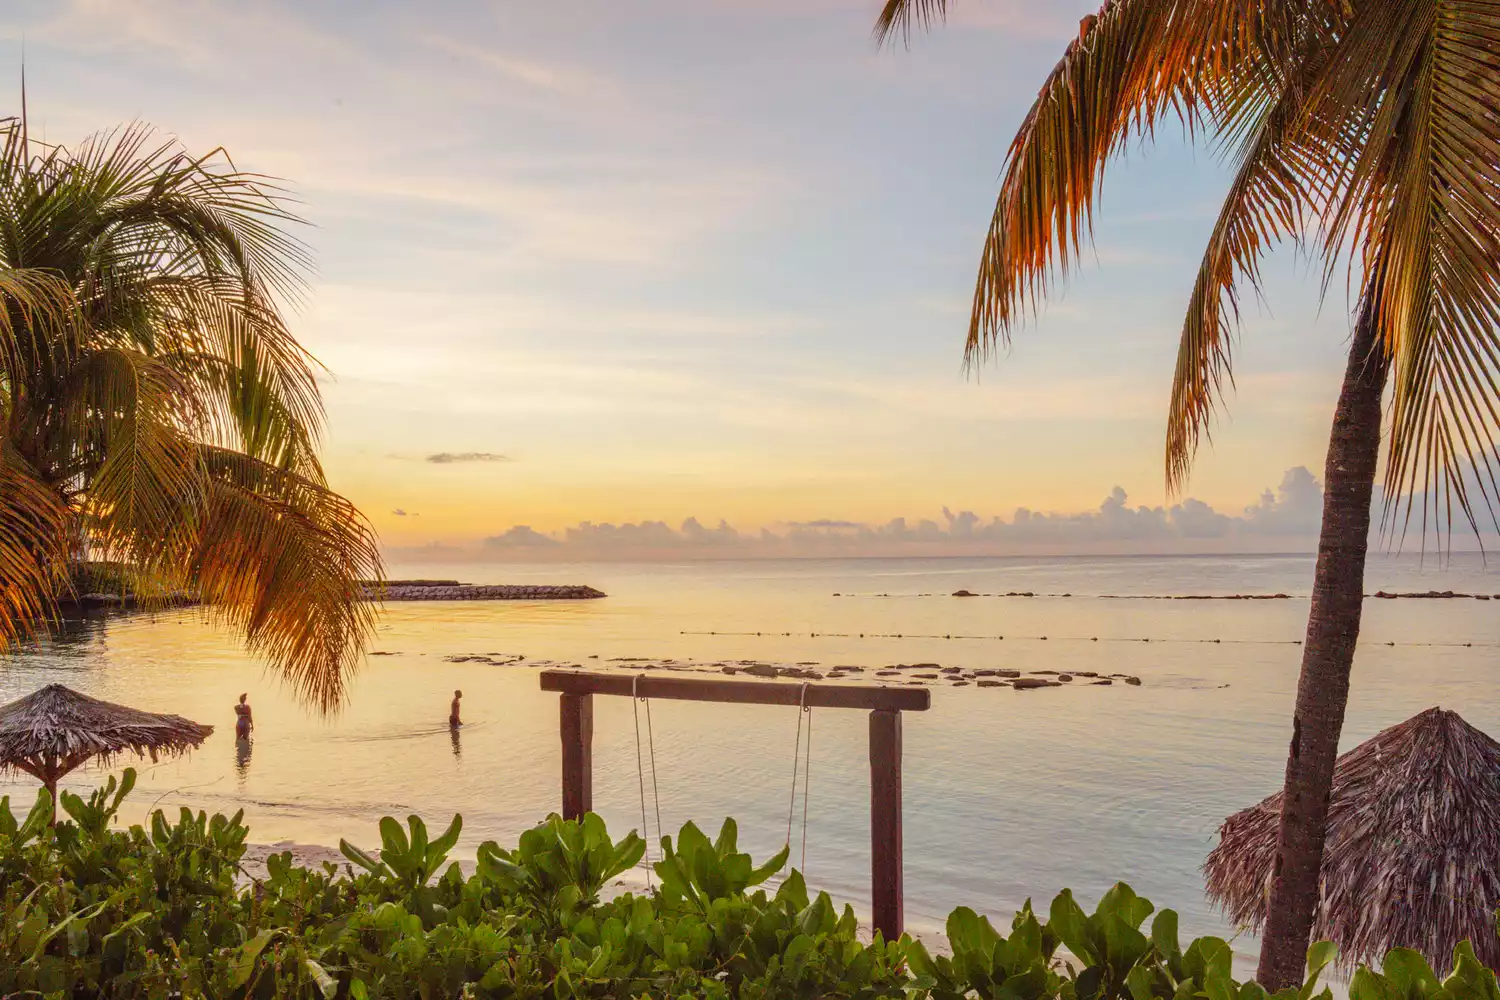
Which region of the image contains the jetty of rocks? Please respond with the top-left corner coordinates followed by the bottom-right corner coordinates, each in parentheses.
top-left (364, 581), bottom-right (606, 602)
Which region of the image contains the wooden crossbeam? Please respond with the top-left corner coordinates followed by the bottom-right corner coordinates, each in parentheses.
top-left (539, 670), bottom-right (930, 712)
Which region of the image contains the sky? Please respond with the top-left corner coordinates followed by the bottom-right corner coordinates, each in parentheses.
top-left (8, 1), bottom-right (1367, 558)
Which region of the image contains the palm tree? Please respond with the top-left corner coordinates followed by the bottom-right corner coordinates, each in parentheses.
top-left (876, 0), bottom-right (1500, 986)
top-left (0, 119), bottom-right (382, 711)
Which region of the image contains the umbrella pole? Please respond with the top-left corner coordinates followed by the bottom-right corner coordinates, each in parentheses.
top-left (45, 778), bottom-right (57, 826)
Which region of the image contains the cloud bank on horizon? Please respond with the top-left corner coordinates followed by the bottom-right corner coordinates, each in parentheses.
top-left (425, 452), bottom-right (512, 465)
top-left (393, 467), bottom-right (1330, 561)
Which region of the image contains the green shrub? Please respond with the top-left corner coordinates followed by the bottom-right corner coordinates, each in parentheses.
top-left (2, 770), bottom-right (1496, 999)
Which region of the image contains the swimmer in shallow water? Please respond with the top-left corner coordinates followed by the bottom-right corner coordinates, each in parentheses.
top-left (449, 689), bottom-right (462, 728)
top-left (234, 693), bottom-right (253, 740)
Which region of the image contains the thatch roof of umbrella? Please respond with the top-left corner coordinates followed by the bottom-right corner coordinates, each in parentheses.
top-left (1205, 707), bottom-right (1500, 972)
top-left (0, 684), bottom-right (212, 810)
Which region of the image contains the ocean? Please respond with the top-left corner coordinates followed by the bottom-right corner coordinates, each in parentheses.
top-left (3, 553), bottom-right (1497, 965)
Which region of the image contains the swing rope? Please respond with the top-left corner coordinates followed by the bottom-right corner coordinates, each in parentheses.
top-left (633, 675), bottom-right (813, 889)
top-left (800, 702), bottom-right (812, 874)
top-left (644, 694), bottom-right (663, 851)
top-left (784, 683), bottom-right (812, 874)
top-left (631, 675), bottom-right (658, 887)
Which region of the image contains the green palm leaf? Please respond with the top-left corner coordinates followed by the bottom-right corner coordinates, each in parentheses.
top-left (0, 117), bottom-right (382, 705)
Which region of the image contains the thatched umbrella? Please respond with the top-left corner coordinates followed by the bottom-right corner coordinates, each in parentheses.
top-left (1206, 707), bottom-right (1500, 971)
top-left (0, 683), bottom-right (213, 818)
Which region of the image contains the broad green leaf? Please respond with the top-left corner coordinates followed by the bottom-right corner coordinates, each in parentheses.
top-left (1049, 890), bottom-right (1096, 965)
top-left (1305, 941), bottom-right (1339, 983)
top-left (231, 930), bottom-right (278, 988)
top-left (748, 843), bottom-right (790, 888)
top-left (1381, 949), bottom-right (1441, 998)
top-left (1351, 968), bottom-right (1402, 1000)
top-left (305, 958), bottom-right (338, 998)
top-left (426, 813), bottom-right (462, 866)
top-left (1152, 909), bottom-right (1181, 958)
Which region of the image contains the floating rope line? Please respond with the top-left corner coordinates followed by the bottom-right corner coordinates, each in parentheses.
top-left (680, 630), bottom-right (1500, 648)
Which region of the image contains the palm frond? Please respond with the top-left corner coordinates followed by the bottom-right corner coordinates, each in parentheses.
top-left (0, 446), bottom-right (69, 649)
top-left (1313, 0), bottom-right (1500, 542)
top-left (961, 0), bottom-right (1275, 366)
top-left (0, 266), bottom-right (81, 383)
top-left (0, 117), bottom-right (381, 703)
top-left (144, 273), bottom-right (326, 461)
top-left (1166, 25), bottom-right (1340, 490)
top-left (188, 446), bottom-right (382, 711)
top-left (77, 348), bottom-right (204, 570)
top-left (874, 0), bottom-right (951, 47)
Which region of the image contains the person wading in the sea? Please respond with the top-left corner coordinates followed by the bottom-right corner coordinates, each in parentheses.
top-left (449, 689), bottom-right (463, 728)
top-left (234, 693), bottom-right (254, 740)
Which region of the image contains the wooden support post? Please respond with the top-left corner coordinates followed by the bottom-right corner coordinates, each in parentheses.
top-left (869, 708), bottom-right (903, 942)
top-left (560, 692), bottom-right (593, 820)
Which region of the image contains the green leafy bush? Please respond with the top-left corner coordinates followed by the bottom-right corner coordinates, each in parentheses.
top-left (2, 770), bottom-right (1496, 999)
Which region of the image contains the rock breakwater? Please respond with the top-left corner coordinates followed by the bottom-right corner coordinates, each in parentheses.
top-left (365, 584), bottom-right (606, 602)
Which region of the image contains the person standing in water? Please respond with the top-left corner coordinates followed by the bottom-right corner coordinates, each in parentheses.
top-left (234, 693), bottom-right (254, 740)
top-left (449, 689), bottom-right (463, 728)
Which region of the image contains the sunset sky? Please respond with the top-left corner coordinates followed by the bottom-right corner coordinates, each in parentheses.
top-left (9, 1), bottom-right (1361, 553)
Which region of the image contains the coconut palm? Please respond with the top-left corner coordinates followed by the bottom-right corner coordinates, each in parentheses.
top-left (0, 119), bottom-right (382, 711)
top-left (876, 0), bottom-right (1500, 986)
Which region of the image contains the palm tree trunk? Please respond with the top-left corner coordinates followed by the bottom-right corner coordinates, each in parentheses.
top-left (1255, 301), bottom-right (1388, 988)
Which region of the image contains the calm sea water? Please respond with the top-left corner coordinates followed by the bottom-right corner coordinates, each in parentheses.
top-left (3, 553), bottom-right (1498, 961)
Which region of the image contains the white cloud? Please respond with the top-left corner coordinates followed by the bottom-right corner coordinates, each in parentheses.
top-left (451, 466), bottom-right (1332, 560)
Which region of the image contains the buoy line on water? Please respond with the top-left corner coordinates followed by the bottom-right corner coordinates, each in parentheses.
top-left (679, 630), bottom-right (1500, 648)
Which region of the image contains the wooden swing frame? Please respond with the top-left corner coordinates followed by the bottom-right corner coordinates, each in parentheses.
top-left (539, 669), bottom-right (929, 941)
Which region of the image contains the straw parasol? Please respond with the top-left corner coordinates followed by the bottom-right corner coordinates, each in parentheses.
top-left (1205, 707), bottom-right (1500, 971)
top-left (0, 683), bottom-right (213, 817)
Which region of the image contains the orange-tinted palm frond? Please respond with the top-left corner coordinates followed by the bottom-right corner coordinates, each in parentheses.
top-left (0, 266), bottom-right (81, 382)
top-left (188, 446), bottom-right (382, 711)
top-left (874, 0), bottom-right (951, 46)
top-left (1165, 19), bottom-right (1344, 490)
top-left (0, 445), bottom-right (69, 649)
top-left (1312, 0), bottom-right (1500, 543)
top-left (963, 0), bottom-right (1273, 366)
